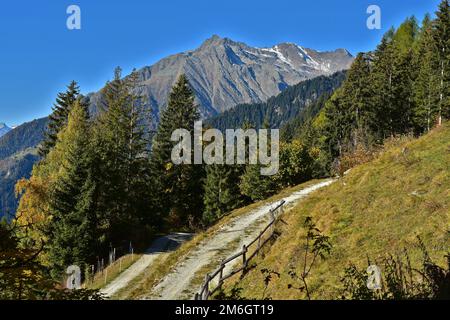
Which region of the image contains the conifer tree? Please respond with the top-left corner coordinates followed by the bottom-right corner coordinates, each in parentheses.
top-left (39, 81), bottom-right (88, 157)
top-left (433, 0), bottom-right (450, 123)
top-left (46, 101), bottom-right (96, 278)
top-left (323, 85), bottom-right (360, 160)
top-left (202, 164), bottom-right (241, 224)
top-left (370, 29), bottom-right (396, 139)
top-left (393, 17), bottom-right (419, 55)
top-left (413, 15), bottom-right (440, 133)
top-left (339, 53), bottom-right (373, 146)
top-left (150, 74), bottom-right (203, 226)
top-left (390, 49), bottom-right (415, 134)
top-left (239, 121), bottom-right (275, 202)
top-left (91, 67), bottom-right (152, 243)
top-left (390, 18), bottom-right (418, 134)
top-left (312, 5), bottom-right (447, 176)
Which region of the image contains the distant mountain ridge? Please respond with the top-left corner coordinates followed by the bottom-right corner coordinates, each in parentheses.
top-left (0, 118), bottom-right (48, 219)
top-left (0, 118), bottom-right (47, 161)
top-left (88, 35), bottom-right (353, 125)
top-left (0, 123), bottom-right (11, 137)
top-left (0, 72), bottom-right (346, 219)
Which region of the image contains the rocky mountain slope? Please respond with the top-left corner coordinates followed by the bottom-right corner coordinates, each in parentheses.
top-left (0, 123), bottom-right (11, 138)
top-left (89, 35), bottom-right (353, 124)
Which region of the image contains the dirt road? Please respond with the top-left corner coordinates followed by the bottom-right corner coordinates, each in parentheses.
top-left (100, 233), bottom-right (193, 298)
top-left (148, 179), bottom-right (334, 300)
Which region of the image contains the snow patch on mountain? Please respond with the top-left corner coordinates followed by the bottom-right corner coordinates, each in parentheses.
top-left (261, 46), bottom-right (294, 68)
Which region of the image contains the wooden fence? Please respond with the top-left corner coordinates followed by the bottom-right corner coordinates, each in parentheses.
top-left (194, 200), bottom-right (286, 300)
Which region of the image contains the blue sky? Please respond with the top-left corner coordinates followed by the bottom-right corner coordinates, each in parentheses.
top-left (0, 0), bottom-right (442, 126)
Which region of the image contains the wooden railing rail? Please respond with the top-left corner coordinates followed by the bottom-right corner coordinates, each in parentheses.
top-left (194, 200), bottom-right (285, 300)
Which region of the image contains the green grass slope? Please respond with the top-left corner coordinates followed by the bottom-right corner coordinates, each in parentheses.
top-left (226, 124), bottom-right (450, 299)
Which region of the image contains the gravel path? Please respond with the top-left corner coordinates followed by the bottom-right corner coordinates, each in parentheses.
top-left (148, 179), bottom-right (334, 300)
top-left (100, 233), bottom-right (193, 298)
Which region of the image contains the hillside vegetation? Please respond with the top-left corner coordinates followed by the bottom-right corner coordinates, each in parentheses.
top-left (0, 118), bottom-right (47, 218)
top-left (224, 124), bottom-right (450, 299)
top-left (0, 148), bottom-right (39, 219)
top-left (0, 118), bottom-right (47, 160)
top-left (207, 71), bottom-right (346, 131)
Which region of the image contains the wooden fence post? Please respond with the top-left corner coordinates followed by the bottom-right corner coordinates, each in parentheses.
top-left (192, 201), bottom-right (288, 300)
top-left (242, 245), bottom-right (247, 270)
top-left (204, 274), bottom-right (211, 300)
top-left (219, 263), bottom-right (224, 286)
top-left (257, 235), bottom-right (261, 256)
top-left (271, 209), bottom-right (276, 233)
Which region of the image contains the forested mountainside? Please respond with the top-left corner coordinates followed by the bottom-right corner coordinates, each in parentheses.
top-left (0, 35), bottom-right (353, 219)
top-left (0, 150), bottom-right (39, 220)
top-left (0, 118), bottom-right (47, 218)
top-left (0, 118), bottom-right (47, 160)
top-left (0, 72), bottom-right (345, 219)
top-left (207, 71), bottom-right (346, 130)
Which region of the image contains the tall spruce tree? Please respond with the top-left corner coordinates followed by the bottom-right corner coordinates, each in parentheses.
top-left (433, 0), bottom-right (450, 123)
top-left (39, 81), bottom-right (88, 157)
top-left (390, 18), bottom-right (418, 134)
top-left (150, 75), bottom-right (204, 227)
top-left (46, 101), bottom-right (96, 278)
top-left (413, 15), bottom-right (440, 133)
top-left (368, 20), bottom-right (419, 138)
top-left (339, 53), bottom-right (373, 147)
top-left (370, 29), bottom-right (397, 139)
top-left (91, 67), bottom-right (152, 244)
top-left (322, 53), bottom-right (373, 158)
top-left (323, 89), bottom-right (350, 158)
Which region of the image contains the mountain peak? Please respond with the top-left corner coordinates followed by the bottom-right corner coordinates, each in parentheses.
top-left (209, 34), bottom-right (222, 41)
top-left (201, 34), bottom-right (225, 46)
top-left (334, 48), bottom-right (352, 56)
top-left (200, 34), bottom-right (241, 49)
top-left (91, 35), bottom-right (354, 121)
top-left (0, 122), bottom-right (11, 137)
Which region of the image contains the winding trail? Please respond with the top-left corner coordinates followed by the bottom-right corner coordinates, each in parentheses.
top-left (148, 179), bottom-right (334, 300)
top-left (100, 233), bottom-right (193, 298)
